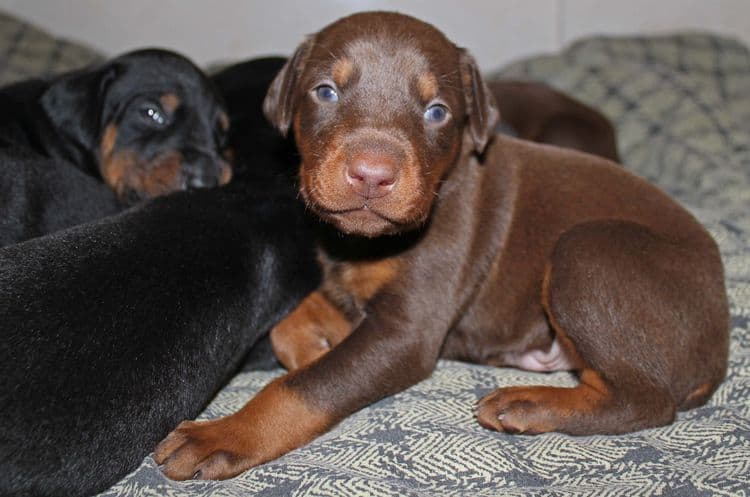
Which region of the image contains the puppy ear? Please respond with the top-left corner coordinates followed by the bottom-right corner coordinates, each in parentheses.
top-left (263, 37), bottom-right (314, 137)
top-left (40, 63), bottom-right (119, 152)
top-left (460, 50), bottom-right (499, 154)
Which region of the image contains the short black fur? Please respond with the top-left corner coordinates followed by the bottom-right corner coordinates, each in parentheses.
top-left (0, 57), bottom-right (319, 496)
top-left (0, 49), bottom-right (230, 247)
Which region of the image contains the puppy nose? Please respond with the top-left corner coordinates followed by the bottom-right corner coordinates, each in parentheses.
top-left (185, 164), bottom-right (219, 189)
top-left (345, 159), bottom-right (397, 199)
top-left (182, 149), bottom-right (223, 189)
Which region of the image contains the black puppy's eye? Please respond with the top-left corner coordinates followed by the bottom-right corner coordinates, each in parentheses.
top-left (139, 103), bottom-right (168, 126)
top-left (314, 84), bottom-right (339, 103)
top-left (424, 103), bottom-right (449, 124)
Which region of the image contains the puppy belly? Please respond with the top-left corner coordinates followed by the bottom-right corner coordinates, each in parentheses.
top-left (500, 337), bottom-right (577, 372)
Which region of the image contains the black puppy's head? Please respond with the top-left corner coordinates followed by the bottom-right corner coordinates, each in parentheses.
top-left (41, 49), bottom-right (232, 203)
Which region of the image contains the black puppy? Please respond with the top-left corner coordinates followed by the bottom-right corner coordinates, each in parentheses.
top-left (0, 58), bottom-right (318, 497)
top-left (0, 49), bottom-right (231, 246)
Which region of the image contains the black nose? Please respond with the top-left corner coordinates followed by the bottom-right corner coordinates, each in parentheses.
top-left (186, 172), bottom-right (215, 188)
top-left (182, 150), bottom-right (221, 189)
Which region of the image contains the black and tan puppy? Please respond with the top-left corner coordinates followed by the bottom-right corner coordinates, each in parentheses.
top-left (0, 49), bottom-right (231, 246)
top-left (154, 12), bottom-right (728, 481)
top-left (0, 59), bottom-right (318, 497)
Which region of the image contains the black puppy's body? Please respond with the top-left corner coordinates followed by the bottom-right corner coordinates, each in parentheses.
top-left (0, 78), bottom-right (53, 150)
top-left (0, 179), bottom-right (318, 497)
top-left (0, 78), bottom-right (122, 245)
top-left (0, 59), bottom-right (318, 496)
top-left (212, 57), bottom-right (297, 180)
top-left (0, 147), bottom-right (120, 245)
top-left (0, 49), bottom-right (231, 247)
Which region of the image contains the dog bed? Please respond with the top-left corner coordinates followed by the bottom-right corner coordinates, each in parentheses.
top-left (1, 11), bottom-right (748, 496)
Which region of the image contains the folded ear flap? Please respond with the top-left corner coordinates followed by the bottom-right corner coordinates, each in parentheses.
top-left (263, 37), bottom-right (314, 137)
top-left (40, 63), bottom-right (119, 152)
top-left (460, 50), bottom-right (499, 154)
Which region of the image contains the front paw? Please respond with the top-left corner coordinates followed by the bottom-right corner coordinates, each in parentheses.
top-left (153, 417), bottom-right (256, 481)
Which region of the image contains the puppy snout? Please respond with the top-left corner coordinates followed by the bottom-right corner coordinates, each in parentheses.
top-left (345, 157), bottom-right (398, 199)
top-left (186, 172), bottom-right (216, 189)
top-left (182, 149), bottom-right (226, 189)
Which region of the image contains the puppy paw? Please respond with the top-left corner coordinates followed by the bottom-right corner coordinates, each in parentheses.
top-left (475, 386), bottom-right (562, 435)
top-left (153, 417), bottom-right (256, 481)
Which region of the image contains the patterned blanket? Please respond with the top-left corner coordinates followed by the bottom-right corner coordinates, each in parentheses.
top-left (1, 12), bottom-right (748, 496)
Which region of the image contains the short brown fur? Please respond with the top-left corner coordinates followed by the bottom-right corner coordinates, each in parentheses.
top-left (270, 291), bottom-right (353, 370)
top-left (417, 72), bottom-right (438, 102)
top-left (331, 57), bottom-right (355, 87)
top-left (154, 375), bottom-right (330, 480)
top-left (156, 12), bottom-right (729, 481)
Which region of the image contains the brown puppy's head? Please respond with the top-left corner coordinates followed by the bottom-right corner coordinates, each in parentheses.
top-left (264, 12), bottom-right (498, 237)
top-left (41, 49), bottom-right (232, 204)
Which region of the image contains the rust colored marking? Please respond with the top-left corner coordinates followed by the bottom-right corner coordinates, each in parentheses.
top-left (99, 124), bottom-right (134, 198)
top-left (154, 374), bottom-right (331, 480)
top-left (159, 93), bottom-right (181, 113)
top-left (218, 111), bottom-right (230, 131)
top-left (218, 159), bottom-right (233, 185)
top-left (99, 123), bottom-right (118, 159)
top-left (139, 151), bottom-right (184, 196)
top-left (417, 72), bottom-right (439, 102)
top-left (271, 291), bottom-right (353, 370)
top-left (100, 151), bottom-right (134, 198)
top-left (331, 57), bottom-right (354, 87)
top-left (682, 381), bottom-right (714, 409)
top-left (341, 258), bottom-right (400, 303)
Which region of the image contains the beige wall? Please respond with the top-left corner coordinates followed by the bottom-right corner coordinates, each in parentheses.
top-left (1, 0), bottom-right (749, 71)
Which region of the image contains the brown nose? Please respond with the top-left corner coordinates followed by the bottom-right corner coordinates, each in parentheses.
top-left (345, 159), bottom-right (397, 199)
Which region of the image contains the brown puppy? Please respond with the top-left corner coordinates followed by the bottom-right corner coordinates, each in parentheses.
top-left (489, 80), bottom-right (620, 162)
top-left (155, 12), bottom-right (729, 480)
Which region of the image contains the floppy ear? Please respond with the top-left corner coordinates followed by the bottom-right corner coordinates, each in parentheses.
top-left (40, 64), bottom-right (119, 152)
top-left (460, 50), bottom-right (499, 154)
top-left (263, 37), bottom-right (314, 137)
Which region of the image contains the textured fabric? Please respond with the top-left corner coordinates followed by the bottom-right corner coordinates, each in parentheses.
top-left (100, 34), bottom-right (750, 496)
top-left (0, 13), bottom-right (747, 495)
top-left (0, 11), bottom-right (102, 86)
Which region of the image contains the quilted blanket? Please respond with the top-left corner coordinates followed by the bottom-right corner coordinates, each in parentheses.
top-left (1, 12), bottom-right (747, 496)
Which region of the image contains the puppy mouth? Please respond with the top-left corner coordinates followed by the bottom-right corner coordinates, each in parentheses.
top-left (321, 203), bottom-right (398, 224)
top-left (310, 201), bottom-right (425, 237)
top-left (322, 204), bottom-right (395, 221)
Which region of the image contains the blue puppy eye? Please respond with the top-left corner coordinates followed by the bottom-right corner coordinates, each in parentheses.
top-left (424, 104), bottom-right (449, 124)
top-left (315, 85), bottom-right (339, 103)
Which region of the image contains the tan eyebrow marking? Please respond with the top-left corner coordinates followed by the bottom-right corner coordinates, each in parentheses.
top-left (159, 93), bottom-right (181, 113)
top-left (417, 72), bottom-right (439, 102)
top-left (331, 57), bottom-right (354, 87)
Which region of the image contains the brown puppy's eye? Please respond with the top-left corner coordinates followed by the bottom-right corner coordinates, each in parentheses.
top-left (139, 102), bottom-right (168, 127)
top-left (314, 84), bottom-right (339, 103)
top-left (424, 103), bottom-right (449, 124)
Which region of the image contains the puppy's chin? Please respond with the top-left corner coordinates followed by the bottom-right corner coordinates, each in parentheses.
top-left (302, 185), bottom-right (432, 237)
top-left (319, 208), bottom-right (402, 238)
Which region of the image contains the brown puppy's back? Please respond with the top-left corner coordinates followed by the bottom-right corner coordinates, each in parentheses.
top-left (489, 80), bottom-right (620, 162)
top-left (448, 135), bottom-right (727, 409)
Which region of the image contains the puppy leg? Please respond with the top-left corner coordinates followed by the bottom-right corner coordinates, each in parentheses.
top-left (155, 287), bottom-right (448, 480)
top-left (270, 291), bottom-right (353, 370)
top-left (477, 220), bottom-right (728, 435)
